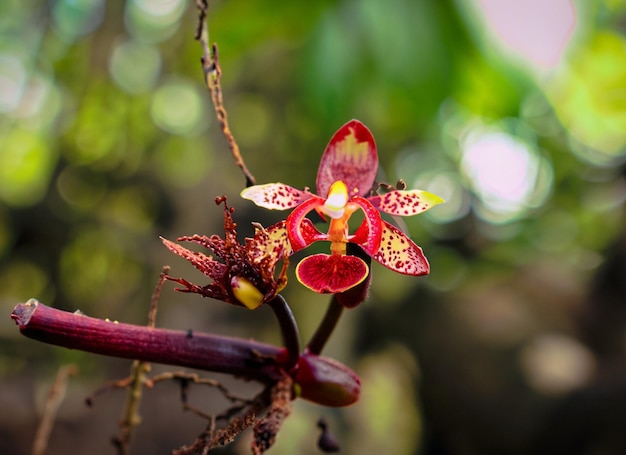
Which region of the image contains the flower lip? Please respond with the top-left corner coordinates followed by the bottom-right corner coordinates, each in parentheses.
top-left (321, 180), bottom-right (349, 219)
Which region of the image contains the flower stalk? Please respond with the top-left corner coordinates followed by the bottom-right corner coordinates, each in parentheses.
top-left (266, 295), bottom-right (300, 370)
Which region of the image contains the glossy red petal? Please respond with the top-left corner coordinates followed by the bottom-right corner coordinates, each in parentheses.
top-left (285, 196), bottom-right (327, 251)
top-left (316, 120), bottom-right (378, 198)
top-left (240, 183), bottom-right (310, 210)
top-left (296, 253), bottom-right (369, 293)
top-left (372, 221), bottom-right (430, 276)
top-left (368, 190), bottom-right (445, 216)
top-left (348, 196), bottom-right (383, 255)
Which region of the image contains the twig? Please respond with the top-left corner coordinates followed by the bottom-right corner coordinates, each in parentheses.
top-left (147, 371), bottom-right (252, 407)
top-left (195, 0), bottom-right (255, 187)
top-left (113, 267), bottom-right (171, 454)
top-left (174, 386), bottom-right (271, 455)
top-left (32, 364), bottom-right (78, 455)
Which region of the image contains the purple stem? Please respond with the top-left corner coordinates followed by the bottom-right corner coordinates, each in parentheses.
top-left (267, 295), bottom-right (300, 370)
top-left (11, 299), bottom-right (284, 383)
top-left (306, 294), bottom-right (344, 355)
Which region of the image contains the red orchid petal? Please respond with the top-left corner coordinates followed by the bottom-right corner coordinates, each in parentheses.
top-left (316, 120), bottom-right (378, 198)
top-left (296, 253), bottom-right (369, 293)
top-left (348, 196), bottom-right (383, 256)
top-left (240, 183), bottom-right (311, 210)
top-left (286, 196), bottom-right (327, 251)
top-left (372, 221), bottom-right (430, 276)
top-left (368, 190), bottom-right (445, 216)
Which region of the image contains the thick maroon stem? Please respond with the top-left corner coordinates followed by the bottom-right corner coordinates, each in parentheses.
top-left (11, 300), bottom-right (283, 383)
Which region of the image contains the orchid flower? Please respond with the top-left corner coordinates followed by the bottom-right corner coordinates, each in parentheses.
top-left (241, 120), bottom-right (444, 295)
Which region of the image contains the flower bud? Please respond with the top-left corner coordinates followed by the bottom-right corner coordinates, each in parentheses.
top-left (294, 352), bottom-right (360, 407)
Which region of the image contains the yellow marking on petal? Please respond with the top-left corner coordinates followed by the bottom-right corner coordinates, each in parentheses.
top-left (230, 276), bottom-right (264, 310)
top-left (419, 191), bottom-right (446, 207)
top-left (337, 126), bottom-right (372, 165)
top-left (322, 181), bottom-right (349, 219)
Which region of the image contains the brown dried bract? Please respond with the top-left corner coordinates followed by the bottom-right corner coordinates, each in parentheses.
top-left (161, 197), bottom-right (289, 308)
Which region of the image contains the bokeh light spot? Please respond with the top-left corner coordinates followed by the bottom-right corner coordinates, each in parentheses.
top-left (0, 129), bottom-right (57, 207)
top-left (0, 55), bottom-right (26, 113)
top-left (461, 128), bottom-right (552, 223)
top-left (547, 31), bottom-right (626, 161)
top-left (109, 40), bottom-right (161, 94)
top-left (150, 80), bottom-right (206, 136)
top-left (53, 0), bottom-right (104, 39)
top-left (520, 333), bottom-right (595, 395)
top-left (476, 0), bottom-right (576, 70)
top-left (125, 0), bottom-right (186, 43)
top-left (0, 261), bottom-right (51, 307)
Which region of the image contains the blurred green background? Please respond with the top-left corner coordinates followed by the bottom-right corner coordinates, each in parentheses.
top-left (2, 0), bottom-right (626, 454)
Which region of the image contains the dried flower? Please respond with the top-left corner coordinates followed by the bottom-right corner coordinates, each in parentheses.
top-left (162, 197), bottom-right (290, 309)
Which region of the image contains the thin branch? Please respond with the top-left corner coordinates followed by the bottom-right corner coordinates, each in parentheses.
top-left (173, 386), bottom-right (270, 455)
top-left (113, 266), bottom-right (170, 454)
top-left (146, 371), bottom-right (252, 407)
top-left (195, 0), bottom-right (255, 187)
top-left (32, 364), bottom-right (78, 455)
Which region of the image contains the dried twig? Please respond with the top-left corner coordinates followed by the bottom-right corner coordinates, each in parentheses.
top-left (174, 386), bottom-right (271, 455)
top-left (113, 267), bottom-right (171, 454)
top-left (195, 0), bottom-right (255, 187)
top-left (32, 364), bottom-right (78, 455)
top-left (147, 371), bottom-right (252, 407)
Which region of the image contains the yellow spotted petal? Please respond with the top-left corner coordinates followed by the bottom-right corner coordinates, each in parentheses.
top-left (368, 190), bottom-right (445, 216)
top-left (241, 183), bottom-right (310, 210)
top-left (372, 221), bottom-right (429, 276)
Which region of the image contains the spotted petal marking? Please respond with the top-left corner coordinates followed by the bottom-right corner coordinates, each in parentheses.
top-left (369, 190), bottom-right (445, 216)
top-left (316, 120), bottom-right (378, 198)
top-left (372, 221), bottom-right (429, 276)
top-left (247, 220), bottom-right (293, 264)
top-left (296, 253), bottom-right (369, 293)
top-left (241, 183), bottom-right (311, 210)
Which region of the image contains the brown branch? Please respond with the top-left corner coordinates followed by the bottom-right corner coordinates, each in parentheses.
top-left (32, 364), bottom-right (78, 455)
top-left (195, 0), bottom-right (255, 187)
top-left (11, 299), bottom-right (283, 383)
